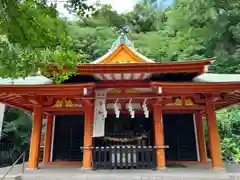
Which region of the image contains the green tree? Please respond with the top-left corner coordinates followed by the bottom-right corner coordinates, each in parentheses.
top-left (161, 0), bottom-right (240, 72)
top-left (0, 0), bottom-right (86, 80)
top-left (217, 106), bottom-right (240, 162)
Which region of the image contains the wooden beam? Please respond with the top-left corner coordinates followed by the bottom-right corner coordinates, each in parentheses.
top-left (83, 99), bottom-right (92, 108)
top-left (96, 81), bottom-right (151, 88)
top-left (42, 107), bottom-right (84, 112)
top-left (0, 83), bottom-right (95, 94)
top-left (129, 73), bottom-right (134, 80)
top-left (28, 107), bottom-right (43, 169)
top-left (51, 111), bottom-right (85, 115)
top-left (139, 73), bottom-right (145, 80)
top-left (162, 105), bottom-right (204, 110)
top-left (43, 114), bottom-right (54, 164)
top-left (106, 92), bottom-right (157, 99)
top-left (82, 104), bottom-right (94, 169)
top-left (100, 74), bottom-right (108, 80)
top-left (27, 95), bottom-right (43, 105)
top-left (152, 82), bottom-right (240, 94)
top-left (75, 58), bottom-right (214, 74)
top-left (153, 104), bottom-right (166, 169)
top-left (0, 94), bottom-right (16, 100)
top-left (206, 101), bottom-right (223, 168)
top-left (195, 112), bottom-right (208, 163)
top-left (121, 73), bottom-right (124, 80)
top-left (110, 74), bottom-right (116, 80)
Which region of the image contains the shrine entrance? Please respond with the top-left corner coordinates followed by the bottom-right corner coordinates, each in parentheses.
top-left (93, 113), bottom-right (156, 169)
top-left (52, 115), bottom-right (84, 162)
top-left (92, 113), bottom-right (199, 170)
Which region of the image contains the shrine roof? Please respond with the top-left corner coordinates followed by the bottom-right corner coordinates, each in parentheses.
top-left (0, 35), bottom-right (238, 112)
top-left (91, 34), bottom-right (155, 64)
top-left (0, 76), bottom-right (53, 85)
top-left (47, 34), bottom-right (216, 78)
top-left (194, 73), bottom-right (240, 82)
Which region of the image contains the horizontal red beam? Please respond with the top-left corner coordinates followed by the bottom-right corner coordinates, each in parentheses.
top-left (152, 82), bottom-right (240, 93)
top-left (96, 81), bottom-right (151, 88)
top-left (162, 105), bottom-right (204, 110)
top-left (74, 58), bottom-right (214, 74)
top-left (0, 83), bottom-right (95, 94)
top-left (50, 111), bottom-right (85, 115)
top-left (43, 107), bottom-right (84, 112)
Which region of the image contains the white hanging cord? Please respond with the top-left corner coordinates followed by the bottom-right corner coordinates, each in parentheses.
top-left (114, 98), bottom-right (120, 118)
top-left (128, 99), bottom-right (135, 118)
top-left (142, 98), bottom-right (149, 118)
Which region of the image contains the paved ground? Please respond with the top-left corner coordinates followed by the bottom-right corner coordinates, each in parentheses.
top-left (0, 162), bottom-right (239, 180)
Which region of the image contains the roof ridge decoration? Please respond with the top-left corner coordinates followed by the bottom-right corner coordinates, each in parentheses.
top-left (92, 33), bottom-right (155, 64)
top-left (110, 33), bottom-right (135, 51)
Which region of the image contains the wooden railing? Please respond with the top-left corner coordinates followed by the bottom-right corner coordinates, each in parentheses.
top-left (92, 145), bottom-right (157, 170)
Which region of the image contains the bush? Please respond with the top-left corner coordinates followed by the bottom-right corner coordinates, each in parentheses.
top-left (221, 137), bottom-right (240, 162)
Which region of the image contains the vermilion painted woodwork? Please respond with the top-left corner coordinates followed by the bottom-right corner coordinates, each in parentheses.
top-left (110, 74), bottom-right (116, 80)
top-left (151, 82), bottom-right (240, 93)
top-left (206, 101), bottom-right (223, 168)
top-left (0, 80), bottom-right (238, 112)
top-left (0, 40), bottom-right (237, 171)
top-left (43, 107), bottom-right (84, 112)
top-left (47, 55), bottom-right (213, 75)
top-left (129, 73), bottom-right (134, 80)
top-left (43, 114), bottom-right (54, 164)
top-left (74, 58), bottom-right (214, 74)
top-left (163, 110), bottom-right (200, 114)
top-left (153, 104), bottom-right (166, 169)
top-left (162, 105), bottom-right (204, 110)
top-left (77, 65), bottom-right (204, 74)
top-left (0, 83), bottom-right (95, 94)
top-left (195, 112), bottom-right (208, 163)
top-left (82, 104), bottom-right (94, 169)
top-left (51, 111), bottom-right (85, 115)
top-left (96, 80), bottom-right (151, 88)
top-left (139, 73), bottom-right (145, 80)
top-left (28, 107), bottom-right (43, 169)
top-left (100, 74), bottom-right (108, 80)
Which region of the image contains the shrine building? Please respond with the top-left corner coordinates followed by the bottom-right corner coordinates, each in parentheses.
top-left (0, 35), bottom-right (239, 170)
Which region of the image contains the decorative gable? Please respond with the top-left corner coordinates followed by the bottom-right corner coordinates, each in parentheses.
top-left (91, 34), bottom-right (155, 64)
top-left (100, 45), bottom-right (146, 64)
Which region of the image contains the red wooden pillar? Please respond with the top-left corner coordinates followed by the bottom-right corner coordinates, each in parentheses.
top-left (43, 114), bottom-right (54, 164)
top-left (82, 103), bottom-right (94, 169)
top-left (153, 104), bottom-right (166, 169)
top-left (195, 112), bottom-right (208, 163)
top-left (206, 102), bottom-right (223, 168)
top-left (28, 107), bottom-right (43, 169)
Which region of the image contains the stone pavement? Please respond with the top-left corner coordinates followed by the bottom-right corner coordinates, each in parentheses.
top-left (0, 162), bottom-right (239, 180)
top-left (21, 168), bottom-right (230, 180)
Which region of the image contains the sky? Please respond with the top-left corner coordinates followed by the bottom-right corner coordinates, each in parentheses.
top-left (87, 0), bottom-right (136, 13)
top-left (52, 0), bottom-right (173, 20)
top-left (51, 0), bottom-right (137, 20)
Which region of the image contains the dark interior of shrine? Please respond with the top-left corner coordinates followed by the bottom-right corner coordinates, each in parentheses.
top-left (52, 113), bottom-right (198, 163)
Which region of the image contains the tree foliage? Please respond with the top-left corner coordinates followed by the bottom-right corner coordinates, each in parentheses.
top-left (0, 0), bottom-right (239, 78)
top-left (217, 106), bottom-right (240, 162)
top-left (1, 107), bottom-right (32, 152)
top-left (0, 0), bottom-right (85, 80)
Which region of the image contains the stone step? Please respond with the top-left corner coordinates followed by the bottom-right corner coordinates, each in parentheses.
top-left (0, 172), bottom-right (238, 180)
top-left (0, 175), bottom-right (21, 180)
top-left (20, 172), bottom-right (232, 180)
